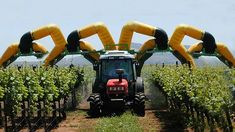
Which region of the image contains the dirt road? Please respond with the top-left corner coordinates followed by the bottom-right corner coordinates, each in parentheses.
top-left (51, 109), bottom-right (190, 132)
top-left (51, 100), bottom-right (188, 132)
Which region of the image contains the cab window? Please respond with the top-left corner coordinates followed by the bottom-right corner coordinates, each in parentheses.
top-left (101, 59), bottom-right (133, 82)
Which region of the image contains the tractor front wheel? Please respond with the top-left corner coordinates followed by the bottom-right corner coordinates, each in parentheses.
top-left (87, 93), bottom-right (102, 117)
top-left (133, 92), bottom-right (145, 116)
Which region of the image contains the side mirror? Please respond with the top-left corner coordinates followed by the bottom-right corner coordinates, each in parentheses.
top-left (135, 62), bottom-right (139, 66)
top-left (135, 62), bottom-right (140, 69)
top-left (93, 63), bottom-right (99, 71)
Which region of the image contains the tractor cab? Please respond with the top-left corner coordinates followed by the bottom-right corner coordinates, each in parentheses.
top-left (99, 51), bottom-right (136, 83)
top-left (92, 51), bottom-right (138, 95)
top-left (88, 51), bottom-right (145, 116)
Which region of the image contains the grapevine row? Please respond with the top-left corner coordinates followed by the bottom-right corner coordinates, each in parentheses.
top-left (151, 65), bottom-right (234, 131)
top-left (0, 66), bottom-right (83, 131)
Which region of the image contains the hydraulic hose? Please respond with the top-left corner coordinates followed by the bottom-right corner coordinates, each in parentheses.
top-left (79, 41), bottom-right (100, 64)
top-left (169, 24), bottom-right (219, 67)
top-left (188, 42), bottom-right (235, 67)
top-left (67, 30), bottom-right (100, 64)
top-left (32, 42), bottom-right (48, 53)
top-left (169, 24), bottom-right (203, 47)
top-left (135, 39), bottom-right (156, 60)
top-left (0, 42), bottom-right (48, 67)
top-left (78, 22), bottom-right (115, 50)
top-left (188, 42), bottom-right (203, 53)
top-left (201, 32), bottom-right (217, 53)
top-left (67, 30), bottom-right (80, 52)
top-left (32, 24), bottom-right (66, 66)
top-left (0, 43), bottom-right (19, 66)
top-left (19, 24), bottom-right (67, 66)
top-left (119, 21), bottom-right (168, 73)
top-left (118, 21), bottom-right (168, 50)
top-left (215, 43), bottom-right (235, 67)
top-left (169, 24), bottom-right (206, 67)
top-left (135, 39), bottom-right (156, 76)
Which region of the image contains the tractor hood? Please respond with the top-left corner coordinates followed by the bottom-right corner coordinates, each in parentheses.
top-left (106, 79), bottom-right (128, 95)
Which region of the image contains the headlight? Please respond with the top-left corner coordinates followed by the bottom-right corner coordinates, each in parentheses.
top-left (118, 87), bottom-right (124, 91)
top-left (109, 87), bottom-right (124, 91)
top-left (109, 87), bottom-right (116, 91)
top-left (113, 87), bottom-right (117, 91)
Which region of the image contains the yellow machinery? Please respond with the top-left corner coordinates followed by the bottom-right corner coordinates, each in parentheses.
top-left (188, 42), bottom-right (235, 68)
top-left (19, 24), bottom-right (67, 66)
top-left (1, 21), bottom-right (234, 119)
top-left (0, 21), bottom-right (234, 68)
top-left (66, 22), bottom-right (115, 64)
top-left (118, 21), bottom-right (168, 73)
top-left (168, 24), bottom-right (235, 68)
top-left (0, 24), bottom-right (67, 67)
top-left (39, 22), bottom-right (116, 65)
top-left (0, 42), bottom-right (48, 67)
top-left (117, 21), bottom-right (196, 74)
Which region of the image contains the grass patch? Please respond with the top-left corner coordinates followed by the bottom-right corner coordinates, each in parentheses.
top-left (95, 112), bottom-right (142, 132)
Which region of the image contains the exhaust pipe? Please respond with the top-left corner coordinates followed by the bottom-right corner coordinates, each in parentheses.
top-left (115, 69), bottom-right (124, 82)
top-left (19, 24), bottom-right (67, 66)
top-left (118, 21), bottom-right (168, 50)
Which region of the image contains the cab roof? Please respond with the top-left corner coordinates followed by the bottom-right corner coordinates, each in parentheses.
top-left (100, 50), bottom-right (135, 60)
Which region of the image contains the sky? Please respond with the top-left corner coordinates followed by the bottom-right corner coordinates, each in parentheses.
top-left (0, 0), bottom-right (235, 56)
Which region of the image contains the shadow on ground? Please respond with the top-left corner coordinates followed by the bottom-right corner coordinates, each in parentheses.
top-left (154, 110), bottom-right (188, 132)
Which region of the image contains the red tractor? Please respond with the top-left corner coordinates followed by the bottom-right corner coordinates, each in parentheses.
top-left (87, 51), bottom-right (145, 117)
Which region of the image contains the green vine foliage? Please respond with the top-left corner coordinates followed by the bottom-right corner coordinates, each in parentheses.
top-left (151, 65), bottom-right (233, 128)
top-left (0, 66), bottom-right (83, 114)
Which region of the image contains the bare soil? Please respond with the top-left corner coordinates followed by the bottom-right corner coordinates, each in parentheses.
top-left (52, 101), bottom-right (195, 132)
top-left (51, 111), bottom-right (97, 132)
top-left (51, 101), bottom-right (190, 132)
top-left (51, 109), bottom-right (193, 132)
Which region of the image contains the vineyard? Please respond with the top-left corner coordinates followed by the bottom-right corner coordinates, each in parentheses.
top-left (0, 65), bottom-right (234, 131)
top-left (0, 66), bottom-right (83, 131)
top-left (151, 65), bottom-right (235, 131)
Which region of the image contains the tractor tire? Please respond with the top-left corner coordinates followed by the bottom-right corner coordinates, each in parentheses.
top-left (87, 93), bottom-right (102, 117)
top-left (134, 92), bottom-right (145, 117)
top-left (136, 77), bottom-right (144, 93)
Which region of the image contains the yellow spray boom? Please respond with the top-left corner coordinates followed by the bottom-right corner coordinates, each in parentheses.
top-left (0, 21), bottom-right (234, 68)
top-left (0, 42), bottom-right (47, 67)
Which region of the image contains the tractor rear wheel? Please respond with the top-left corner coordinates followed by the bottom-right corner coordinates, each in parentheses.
top-left (87, 93), bottom-right (102, 117)
top-left (134, 92), bottom-right (145, 116)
